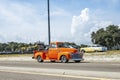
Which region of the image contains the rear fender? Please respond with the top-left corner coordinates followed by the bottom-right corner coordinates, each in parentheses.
top-left (35, 52), bottom-right (46, 59)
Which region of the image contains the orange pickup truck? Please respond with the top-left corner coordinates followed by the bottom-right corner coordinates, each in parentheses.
top-left (32, 42), bottom-right (84, 63)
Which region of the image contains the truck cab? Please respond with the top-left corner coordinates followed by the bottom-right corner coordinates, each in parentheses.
top-left (32, 42), bottom-right (84, 63)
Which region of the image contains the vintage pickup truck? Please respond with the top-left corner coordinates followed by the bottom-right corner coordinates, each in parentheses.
top-left (32, 42), bottom-right (84, 63)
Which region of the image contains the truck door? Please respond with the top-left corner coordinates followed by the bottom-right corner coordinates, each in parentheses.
top-left (48, 43), bottom-right (59, 59)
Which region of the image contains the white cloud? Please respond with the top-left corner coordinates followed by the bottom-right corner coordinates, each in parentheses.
top-left (71, 8), bottom-right (89, 35)
top-left (0, 2), bottom-right (48, 43)
top-left (0, 1), bottom-right (119, 45)
top-left (71, 8), bottom-right (113, 44)
top-left (51, 8), bottom-right (70, 17)
top-left (0, 1), bottom-right (72, 43)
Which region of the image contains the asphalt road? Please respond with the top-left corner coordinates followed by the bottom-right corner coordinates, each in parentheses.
top-left (0, 61), bottom-right (120, 72)
top-left (0, 61), bottom-right (120, 80)
top-left (0, 71), bottom-right (89, 80)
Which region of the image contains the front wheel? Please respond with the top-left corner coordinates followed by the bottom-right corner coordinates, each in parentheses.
top-left (81, 49), bottom-right (85, 53)
top-left (61, 56), bottom-right (68, 63)
top-left (37, 56), bottom-right (43, 63)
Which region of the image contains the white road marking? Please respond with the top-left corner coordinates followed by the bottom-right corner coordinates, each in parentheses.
top-left (0, 66), bottom-right (119, 80)
top-left (0, 69), bottom-right (113, 80)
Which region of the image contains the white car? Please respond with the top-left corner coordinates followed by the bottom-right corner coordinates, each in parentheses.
top-left (80, 45), bottom-right (107, 52)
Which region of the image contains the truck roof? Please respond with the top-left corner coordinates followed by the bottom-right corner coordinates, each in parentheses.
top-left (50, 42), bottom-right (63, 44)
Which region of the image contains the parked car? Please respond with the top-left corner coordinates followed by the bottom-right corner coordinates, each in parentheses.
top-left (80, 45), bottom-right (107, 52)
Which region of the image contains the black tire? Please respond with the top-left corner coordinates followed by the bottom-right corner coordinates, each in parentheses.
top-left (37, 56), bottom-right (43, 63)
top-left (81, 49), bottom-right (85, 53)
top-left (61, 55), bottom-right (68, 63)
top-left (95, 50), bottom-right (98, 52)
top-left (74, 60), bottom-right (81, 63)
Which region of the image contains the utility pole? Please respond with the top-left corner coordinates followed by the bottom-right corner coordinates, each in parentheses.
top-left (47, 0), bottom-right (51, 45)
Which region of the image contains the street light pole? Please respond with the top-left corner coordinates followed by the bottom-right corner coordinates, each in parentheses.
top-left (47, 0), bottom-right (51, 45)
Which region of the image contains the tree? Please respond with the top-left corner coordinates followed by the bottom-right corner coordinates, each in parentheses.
top-left (0, 43), bottom-right (8, 51)
top-left (8, 42), bottom-right (19, 52)
top-left (91, 25), bottom-right (120, 50)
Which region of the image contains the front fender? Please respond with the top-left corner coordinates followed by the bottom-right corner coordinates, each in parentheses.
top-left (58, 52), bottom-right (71, 60)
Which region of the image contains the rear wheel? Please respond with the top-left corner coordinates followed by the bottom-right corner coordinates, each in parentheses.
top-left (95, 50), bottom-right (98, 52)
top-left (37, 56), bottom-right (43, 63)
top-left (61, 55), bottom-right (68, 63)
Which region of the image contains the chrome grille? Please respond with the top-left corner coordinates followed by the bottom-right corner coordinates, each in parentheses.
top-left (71, 53), bottom-right (81, 59)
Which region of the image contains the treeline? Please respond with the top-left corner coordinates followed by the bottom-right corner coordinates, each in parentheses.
top-left (0, 41), bottom-right (80, 54)
top-left (91, 25), bottom-right (120, 50)
top-left (0, 24), bottom-right (119, 54)
top-left (0, 41), bottom-right (45, 54)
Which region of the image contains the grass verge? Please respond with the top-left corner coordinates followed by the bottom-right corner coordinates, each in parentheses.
top-left (85, 50), bottom-right (120, 56)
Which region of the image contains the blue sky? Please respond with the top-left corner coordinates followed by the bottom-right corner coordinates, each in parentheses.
top-left (0, 0), bottom-right (120, 44)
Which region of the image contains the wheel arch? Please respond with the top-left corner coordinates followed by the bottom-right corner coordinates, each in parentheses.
top-left (58, 52), bottom-right (71, 60)
top-left (35, 52), bottom-right (45, 59)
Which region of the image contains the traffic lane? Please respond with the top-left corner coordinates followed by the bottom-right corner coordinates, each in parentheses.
top-left (0, 65), bottom-right (119, 79)
top-left (0, 61), bottom-right (120, 72)
top-left (0, 71), bottom-right (90, 80)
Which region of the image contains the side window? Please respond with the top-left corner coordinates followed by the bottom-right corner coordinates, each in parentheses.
top-left (58, 43), bottom-right (66, 48)
top-left (58, 44), bottom-right (63, 48)
top-left (50, 44), bottom-right (57, 48)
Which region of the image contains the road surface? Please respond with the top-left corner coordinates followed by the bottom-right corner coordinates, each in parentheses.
top-left (0, 61), bottom-right (120, 80)
top-left (0, 61), bottom-right (120, 72)
top-left (0, 71), bottom-right (89, 80)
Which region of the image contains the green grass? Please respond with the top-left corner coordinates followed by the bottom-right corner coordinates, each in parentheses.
top-left (105, 50), bottom-right (120, 54)
top-left (85, 50), bottom-right (120, 56)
